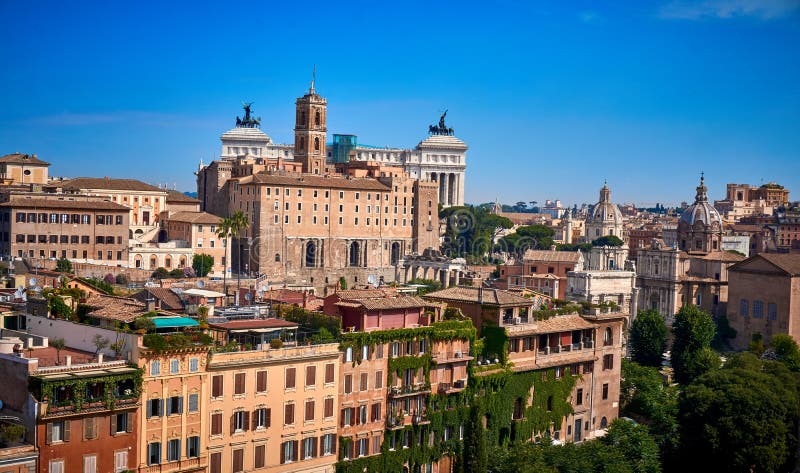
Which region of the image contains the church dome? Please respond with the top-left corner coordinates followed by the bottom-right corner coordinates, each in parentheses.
top-left (590, 184), bottom-right (623, 224)
top-left (680, 175), bottom-right (723, 227)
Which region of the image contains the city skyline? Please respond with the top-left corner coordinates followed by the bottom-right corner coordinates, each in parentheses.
top-left (1, 1), bottom-right (799, 205)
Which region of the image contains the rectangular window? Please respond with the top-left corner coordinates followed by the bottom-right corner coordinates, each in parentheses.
top-left (83, 417), bottom-right (97, 440)
top-left (324, 397), bottom-right (334, 418)
top-left (375, 371), bottom-right (383, 389)
top-left (85, 457), bottom-right (98, 473)
top-left (166, 396), bottom-right (183, 416)
top-left (768, 302), bottom-right (778, 321)
top-left (303, 437), bottom-right (317, 460)
top-left (344, 374), bottom-right (352, 394)
top-left (305, 400), bottom-right (315, 422)
top-left (186, 436), bottom-right (200, 458)
top-left (371, 403), bottom-right (381, 422)
top-left (235, 373), bottom-right (246, 395)
top-left (254, 444), bottom-right (266, 469)
top-left (188, 393), bottom-right (199, 413)
top-left (112, 412), bottom-right (132, 434)
top-left (281, 440), bottom-right (298, 464)
top-left (49, 460), bottom-right (65, 473)
top-left (603, 354), bottom-right (614, 370)
top-left (211, 412), bottom-right (223, 435)
top-left (151, 361), bottom-right (160, 376)
top-left (357, 438), bottom-right (369, 457)
top-left (147, 398), bottom-right (163, 418)
top-left (285, 368), bottom-right (296, 389)
top-left (232, 411), bottom-right (247, 433)
top-left (360, 372), bottom-right (368, 391)
top-left (255, 407), bottom-right (270, 429)
top-left (753, 300), bottom-right (764, 318)
top-left (189, 357), bottom-right (199, 372)
top-left (212, 375), bottom-right (223, 397)
top-left (285, 403), bottom-right (295, 425)
top-left (170, 359), bottom-right (179, 374)
top-left (602, 383), bottom-right (609, 400)
top-left (148, 442), bottom-right (161, 465)
top-left (576, 388), bottom-right (583, 405)
top-left (306, 365), bottom-right (316, 387)
top-left (256, 370), bottom-right (268, 392)
top-left (210, 452), bottom-right (222, 473)
top-left (322, 433), bottom-right (336, 456)
top-left (232, 448), bottom-right (244, 473)
top-left (167, 438), bottom-right (180, 462)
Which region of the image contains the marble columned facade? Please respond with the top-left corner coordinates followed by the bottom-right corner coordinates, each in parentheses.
top-left (429, 170), bottom-right (464, 208)
top-left (401, 249), bottom-right (466, 288)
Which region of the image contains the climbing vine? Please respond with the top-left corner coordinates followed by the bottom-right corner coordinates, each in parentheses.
top-left (31, 369), bottom-right (143, 413)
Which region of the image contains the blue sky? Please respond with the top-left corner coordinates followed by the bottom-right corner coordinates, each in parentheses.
top-left (1, 0), bottom-right (798, 207)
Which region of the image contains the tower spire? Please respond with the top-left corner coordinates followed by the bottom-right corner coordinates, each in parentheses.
top-left (310, 64), bottom-right (316, 94)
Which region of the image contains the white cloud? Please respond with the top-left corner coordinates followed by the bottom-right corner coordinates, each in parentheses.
top-left (658, 0), bottom-right (800, 20)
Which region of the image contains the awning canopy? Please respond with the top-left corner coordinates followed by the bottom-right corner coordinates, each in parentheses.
top-left (152, 317), bottom-right (200, 329)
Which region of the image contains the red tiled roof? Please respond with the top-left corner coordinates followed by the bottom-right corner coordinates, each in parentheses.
top-left (242, 172), bottom-right (391, 191)
top-left (131, 288), bottom-right (184, 311)
top-left (51, 177), bottom-right (164, 193)
top-left (0, 198), bottom-right (129, 211)
top-left (166, 190), bottom-right (200, 204)
top-left (423, 287), bottom-right (531, 306)
top-left (338, 295), bottom-right (426, 311)
top-left (732, 253), bottom-right (800, 276)
top-left (521, 250), bottom-right (583, 263)
top-left (335, 289), bottom-right (398, 299)
top-left (83, 293), bottom-right (148, 323)
top-left (166, 211), bottom-right (222, 225)
top-left (0, 153), bottom-right (50, 166)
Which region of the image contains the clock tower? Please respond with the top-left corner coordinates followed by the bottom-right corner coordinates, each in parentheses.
top-left (294, 72), bottom-right (327, 174)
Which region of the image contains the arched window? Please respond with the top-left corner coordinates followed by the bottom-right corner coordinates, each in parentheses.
top-left (314, 137), bottom-right (320, 151)
top-left (305, 241), bottom-right (317, 268)
top-left (604, 327), bottom-right (613, 346)
top-left (600, 417), bottom-right (608, 429)
top-left (150, 256), bottom-right (157, 270)
top-left (165, 257), bottom-right (171, 268)
top-left (391, 242), bottom-right (400, 266)
top-left (315, 110), bottom-right (320, 125)
top-left (274, 253), bottom-right (281, 262)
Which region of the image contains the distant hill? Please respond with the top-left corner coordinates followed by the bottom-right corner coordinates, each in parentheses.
top-left (183, 191), bottom-right (198, 198)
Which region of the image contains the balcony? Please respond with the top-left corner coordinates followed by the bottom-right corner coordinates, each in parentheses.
top-left (431, 351), bottom-right (474, 364)
top-left (387, 410), bottom-right (429, 430)
top-left (142, 457), bottom-right (204, 473)
top-left (437, 379), bottom-right (467, 395)
top-left (388, 383), bottom-right (431, 398)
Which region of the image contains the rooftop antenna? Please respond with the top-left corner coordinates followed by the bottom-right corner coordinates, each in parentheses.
top-left (310, 65), bottom-right (316, 94)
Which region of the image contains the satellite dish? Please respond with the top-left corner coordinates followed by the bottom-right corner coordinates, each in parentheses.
top-left (197, 280), bottom-right (205, 289)
top-left (28, 277), bottom-right (37, 286)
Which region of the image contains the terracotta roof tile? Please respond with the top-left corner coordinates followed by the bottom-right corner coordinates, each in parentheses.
top-left (131, 288), bottom-right (184, 311)
top-left (0, 153), bottom-right (50, 166)
top-left (423, 287), bottom-right (531, 306)
top-left (166, 211), bottom-right (222, 225)
top-left (344, 295), bottom-right (427, 311)
top-left (208, 319), bottom-right (298, 330)
top-left (521, 249), bottom-right (583, 263)
top-left (51, 177), bottom-right (165, 193)
top-left (83, 293), bottom-right (148, 323)
top-left (335, 289), bottom-right (398, 299)
top-left (166, 190), bottom-right (200, 203)
top-left (242, 173), bottom-right (391, 191)
top-left (732, 253), bottom-right (800, 276)
top-left (0, 198), bottom-right (129, 211)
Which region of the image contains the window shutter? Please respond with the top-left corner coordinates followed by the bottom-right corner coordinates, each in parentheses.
top-left (211, 413), bottom-right (221, 435)
top-left (158, 399), bottom-right (163, 417)
top-left (146, 400), bottom-right (152, 418)
top-left (325, 364), bottom-right (334, 384)
top-left (306, 365), bottom-right (316, 386)
top-left (210, 452), bottom-right (221, 473)
top-left (126, 412), bottom-right (134, 433)
top-left (266, 408), bottom-right (271, 428)
top-left (293, 440), bottom-right (299, 461)
top-left (332, 434), bottom-right (337, 454)
top-left (340, 409), bottom-right (345, 428)
top-left (318, 436), bottom-right (324, 457)
top-left (313, 437), bottom-right (318, 457)
top-left (178, 396), bottom-right (183, 414)
top-left (110, 414), bottom-right (117, 436)
top-left (301, 438), bottom-right (306, 459)
top-left (257, 371), bottom-right (267, 392)
top-left (280, 443), bottom-right (285, 464)
top-left (230, 413), bottom-right (236, 435)
top-left (243, 411), bottom-right (250, 432)
top-left (252, 410), bottom-right (258, 430)
top-left (63, 420), bottom-right (71, 442)
top-left (46, 423), bottom-right (52, 444)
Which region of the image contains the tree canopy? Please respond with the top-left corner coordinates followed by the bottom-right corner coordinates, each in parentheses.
top-left (497, 224), bottom-right (555, 257)
top-left (678, 352), bottom-right (800, 473)
top-left (630, 309), bottom-right (668, 367)
top-left (192, 254), bottom-right (214, 277)
top-left (440, 206), bottom-right (513, 262)
top-left (591, 235), bottom-right (624, 247)
top-left (671, 305), bottom-right (718, 384)
top-left (55, 257), bottom-right (72, 273)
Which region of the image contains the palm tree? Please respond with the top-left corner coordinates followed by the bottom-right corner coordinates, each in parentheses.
top-left (216, 217), bottom-right (234, 305)
top-left (229, 211), bottom-right (250, 305)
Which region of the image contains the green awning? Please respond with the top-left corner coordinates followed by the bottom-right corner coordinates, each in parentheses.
top-left (152, 317), bottom-right (199, 329)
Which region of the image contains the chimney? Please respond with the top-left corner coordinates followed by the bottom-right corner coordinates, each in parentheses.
top-left (478, 286), bottom-right (484, 304)
top-left (146, 295), bottom-right (156, 313)
top-left (97, 353), bottom-right (104, 363)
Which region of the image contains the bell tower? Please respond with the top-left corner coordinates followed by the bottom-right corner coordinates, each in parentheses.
top-left (294, 69), bottom-right (327, 174)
